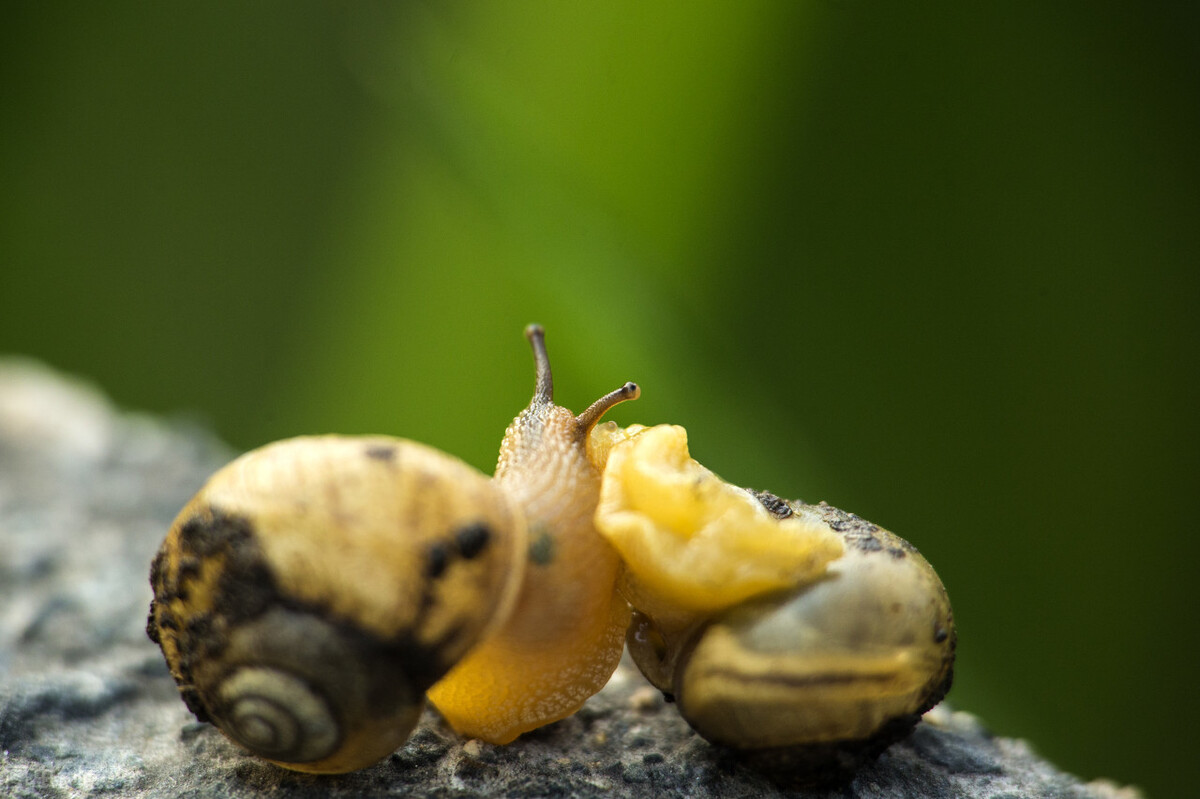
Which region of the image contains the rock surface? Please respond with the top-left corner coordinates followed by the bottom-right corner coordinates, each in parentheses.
top-left (0, 359), bottom-right (1141, 799)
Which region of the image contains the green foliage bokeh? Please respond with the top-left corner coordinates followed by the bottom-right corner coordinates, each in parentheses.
top-left (3, 4), bottom-right (1197, 796)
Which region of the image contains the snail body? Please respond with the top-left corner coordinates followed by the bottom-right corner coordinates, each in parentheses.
top-left (425, 334), bottom-right (638, 743)
top-left (146, 326), bottom-right (638, 772)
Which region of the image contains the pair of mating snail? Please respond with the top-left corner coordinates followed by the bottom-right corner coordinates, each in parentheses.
top-left (146, 325), bottom-right (954, 777)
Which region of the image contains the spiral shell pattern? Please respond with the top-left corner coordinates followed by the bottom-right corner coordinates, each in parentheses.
top-left (214, 668), bottom-right (339, 762)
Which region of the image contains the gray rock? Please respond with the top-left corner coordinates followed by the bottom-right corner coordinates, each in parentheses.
top-left (0, 359), bottom-right (1142, 799)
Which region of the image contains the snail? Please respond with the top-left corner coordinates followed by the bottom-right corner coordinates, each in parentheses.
top-left (592, 423), bottom-right (956, 779)
top-left (146, 325), bottom-right (639, 773)
top-left (146, 324), bottom-right (955, 779)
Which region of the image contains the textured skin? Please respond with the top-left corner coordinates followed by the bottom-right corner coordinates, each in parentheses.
top-left (427, 403), bottom-right (630, 743)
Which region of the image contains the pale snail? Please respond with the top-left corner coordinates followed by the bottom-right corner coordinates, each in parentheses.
top-left (592, 423), bottom-right (956, 778)
top-left (146, 325), bottom-right (955, 778)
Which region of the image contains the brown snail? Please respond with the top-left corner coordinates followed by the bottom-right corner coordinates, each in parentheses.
top-left (146, 325), bottom-right (638, 772)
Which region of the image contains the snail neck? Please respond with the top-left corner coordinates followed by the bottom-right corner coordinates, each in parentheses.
top-left (495, 402), bottom-right (596, 524)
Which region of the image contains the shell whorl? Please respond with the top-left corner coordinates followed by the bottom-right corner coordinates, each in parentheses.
top-left (158, 590), bottom-right (428, 772)
top-left (215, 667), bottom-right (340, 763)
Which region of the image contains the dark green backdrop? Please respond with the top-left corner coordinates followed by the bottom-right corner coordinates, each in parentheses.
top-left (3, 4), bottom-right (1196, 796)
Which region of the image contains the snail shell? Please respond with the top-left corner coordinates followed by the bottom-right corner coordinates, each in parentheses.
top-left (669, 501), bottom-right (955, 760)
top-left (595, 423), bottom-right (955, 777)
top-left (147, 436), bottom-right (526, 773)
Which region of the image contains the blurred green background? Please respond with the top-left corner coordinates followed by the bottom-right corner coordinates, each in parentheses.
top-left (3, 3), bottom-right (1196, 795)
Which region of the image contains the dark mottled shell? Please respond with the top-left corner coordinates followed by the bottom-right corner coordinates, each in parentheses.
top-left (147, 436), bottom-right (526, 773)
